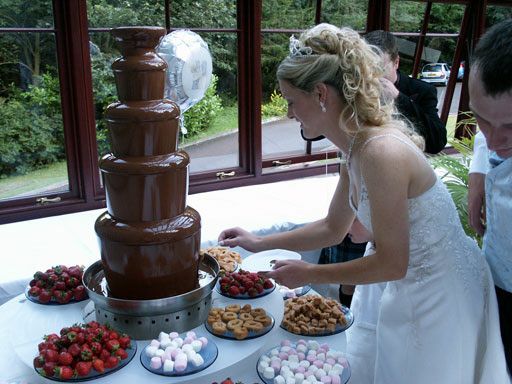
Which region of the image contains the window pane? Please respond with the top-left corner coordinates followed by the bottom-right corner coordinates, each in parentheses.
top-left (182, 32), bottom-right (239, 173)
top-left (171, 0), bottom-right (237, 29)
top-left (262, 0), bottom-right (315, 29)
top-left (321, 0), bottom-right (368, 31)
top-left (485, 6), bottom-right (512, 29)
top-left (87, 0), bottom-right (165, 28)
top-left (0, 1), bottom-right (54, 28)
top-left (0, 33), bottom-right (69, 201)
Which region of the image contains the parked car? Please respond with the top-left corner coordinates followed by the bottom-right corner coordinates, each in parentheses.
top-left (419, 62), bottom-right (451, 86)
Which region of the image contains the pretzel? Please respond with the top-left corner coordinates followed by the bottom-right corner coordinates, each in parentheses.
top-left (225, 304), bottom-right (241, 313)
top-left (212, 321), bottom-right (227, 335)
top-left (226, 319), bottom-right (244, 330)
top-left (244, 320), bottom-right (263, 332)
top-left (239, 312), bottom-right (254, 321)
top-left (222, 311), bottom-right (238, 322)
top-left (200, 246), bottom-right (242, 272)
top-left (254, 315), bottom-right (272, 327)
top-left (233, 326), bottom-right (248, 340)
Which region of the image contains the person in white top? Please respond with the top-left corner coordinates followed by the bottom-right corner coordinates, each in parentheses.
top-left (468, 18), bottom-right (512, 372)
top-left (219, 23), bottom-right (509, 383)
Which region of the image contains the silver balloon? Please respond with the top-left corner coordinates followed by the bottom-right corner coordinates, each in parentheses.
top-left (157, 30), bottom-right (213, 117)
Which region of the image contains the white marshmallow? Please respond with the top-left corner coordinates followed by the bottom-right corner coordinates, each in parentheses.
top-left (273, 375), bottom-right (286, 384)
top-left (163, 359), bottom-right (174, 373)
top-left (159, 338), bottom-right (173, 349)
top-left (191, 340), bottom-right (203, 352)
top-left (264, 366), bottom-right (276, 379)
top-left (150, 339), bottom-right (160, 348)
top-left (169, 331), bottom-right (179, 339)
top-left (173, 337), bottom-right (184, 348)
top-left (190, 353), bottom-right (204, 367)
top-left (186, 331), bottom-right (197, 340)
top-left (154, 349), bottom-right (165, 358)
top-left (145, 345), bottom-right (159, 358)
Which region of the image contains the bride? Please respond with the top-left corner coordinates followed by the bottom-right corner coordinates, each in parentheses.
top-left (218, 24), bottom-right (509, 383)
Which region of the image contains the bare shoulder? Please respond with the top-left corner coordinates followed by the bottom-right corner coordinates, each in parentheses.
top-left (357, 129), bottom-right (417, 168)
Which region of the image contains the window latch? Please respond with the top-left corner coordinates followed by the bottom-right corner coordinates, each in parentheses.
top-left (216, 171), bottom-right (235, 179)
top-left (272, 160), bottom-right (292, 166)
top-left (36, 196), bottom-right (62, 205)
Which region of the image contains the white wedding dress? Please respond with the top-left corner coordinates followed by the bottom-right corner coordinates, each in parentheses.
top-left (344, 135), bottom-right (509, 384)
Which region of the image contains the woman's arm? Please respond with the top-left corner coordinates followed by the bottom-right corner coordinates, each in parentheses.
top-left (266, 137), bottom-right (416, 287)
top-left (218, 165), bottom-right (356, 253)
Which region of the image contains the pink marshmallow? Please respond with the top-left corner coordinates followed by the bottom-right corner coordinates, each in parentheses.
top-left (307, 354), bottom-right (316, 363)
top-left (330, 374), bottom-right (341, 384)
top-left (199, 336), bottom-right (208, 347)
top-left (281, 339), bottom-right (292, 347)
top-left (326, 358), bottom-right (336, 366)
top-left (314, 360), bottom-right (324, 368)
top-left (338, 357), bottom-right (349, 368)
top-left (321, 376), bottom-right (332, 383)
top-left (150, 356), bottom-right (162, 370)
top-left (297, 352), bottom-right (306, 361)
top-left (278, 352), bottom-right (289, 360)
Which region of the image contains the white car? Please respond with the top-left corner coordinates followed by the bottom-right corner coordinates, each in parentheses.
top-left (419, 63), bottom-right (451, 86)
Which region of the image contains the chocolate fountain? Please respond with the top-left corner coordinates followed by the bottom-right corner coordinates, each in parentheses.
top-left (83, 27), bottom-right (218, 340)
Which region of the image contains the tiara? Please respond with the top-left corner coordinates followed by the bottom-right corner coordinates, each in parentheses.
top-left (289, 35), bottom-right (315, 57)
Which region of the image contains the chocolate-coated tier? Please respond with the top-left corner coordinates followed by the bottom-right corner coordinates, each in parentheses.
top-left (106, 100), bottom-right (180, 157)
top-left (111, 27), bottom-right (167, 102)
top-left (95, 207), bottom-right (201, 300)
top-left (100, 151), bottom-right (189, 222)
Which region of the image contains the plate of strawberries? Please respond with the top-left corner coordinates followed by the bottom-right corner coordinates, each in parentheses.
top-left (216, 269), bottom-right (275, 299)
top-left (33, 321), bottom-right (136, 381)
top-left (25, 265), bottom-right (88, 305)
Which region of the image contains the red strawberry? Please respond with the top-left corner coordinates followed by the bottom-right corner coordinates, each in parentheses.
top-left (243, 279), bottom-right (254, 290)
top-left (80, 344), bottom-right (93, 361)
top-left (68, 343), bottom-right (81, 357)
top-left (105, 339), bottom-right (120, 352)
top-left (99, 349), bottom-right (111, 362)
top-left (118, 335), bottom-right (131, 349)
top-left (220, 378), bottom-right (235, 384)
top-left (115, 348), bottom-right (128, 360)
top-left (75, 361), bottom-right (92, 377)
top-left (42, 361), bottom-right (56, 377)
top-left (38, 290), bottom-right (52, 303)
top-left (55, 365), bottom-right (74, 380)
top-left (238, 286), bottom-right (246, 294)
top-left (104, 355), bottom-right (119, 369)
top-left (68, 265), bottom-right (83, 278)
top-left (92, 358), bottom-right (105, 373)
top-left (33, 355), bottom-right (45, 368)
top-left (34, 271), bottom-right (48, 281)
top-left (45, 349), bottom-right (59, 363)
top-left (247, 287), bottom-right (258, 297)
top-left (28, 286), bottom-right (41, 297)
top-left (90, 341), bottom-right (102, 355)
top-left (58, 351), bottom-right (73, 366)
top-left (54, 281), bottom-right (66, 291)
top-left (228, 285), bottom-right (240, 296)
top-left (263, 279), bottom-right (274, 289)
top-left (254, 283), bottom-right (264, 294)
top-left (73, 285), bottom-right (86, 301)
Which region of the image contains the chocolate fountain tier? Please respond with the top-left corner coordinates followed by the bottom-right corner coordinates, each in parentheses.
top-left (106, 100), bottom-right (180, 157)
top-left (95, 207), bottom-right (201, 300)
top-left (111, 27), bottom-right (167, 102)
top-left (83, 254), bottom-right (219, 340)
top-left (99, 151), bottom-right (190, 222)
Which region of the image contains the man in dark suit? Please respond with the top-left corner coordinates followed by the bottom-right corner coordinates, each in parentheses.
top-left (365, 30), bottom-right (447, 154)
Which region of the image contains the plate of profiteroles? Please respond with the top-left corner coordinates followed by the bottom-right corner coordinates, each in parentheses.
top-left (200, 246), bottom-right (242, 273)
top-left (25, 264), bottom-right (88, 305)
top-left (280, 295), bottom-right (354, 336)
top-left (140, 330), bottom-right (217, 376)
top-left (33, 321), bottom-right (135, 381)
top-left (216, 269), bottom-right (275, 299)
top-left (257, 339), bottom-right (351, 384)
top-left (205, 303), bottom-right (274, 340)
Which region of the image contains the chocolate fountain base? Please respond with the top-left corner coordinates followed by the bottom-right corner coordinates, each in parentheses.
top-left (83, 255), bottom-right (219, 340)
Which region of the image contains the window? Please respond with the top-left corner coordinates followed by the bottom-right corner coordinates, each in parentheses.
top-left (0, 0), bottom-right (510, 223)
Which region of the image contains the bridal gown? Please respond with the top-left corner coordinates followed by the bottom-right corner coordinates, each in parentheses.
top-left (344, 135), bottom-right (509, 384)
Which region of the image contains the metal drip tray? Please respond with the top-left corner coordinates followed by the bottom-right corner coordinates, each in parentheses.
top-left (83, 254), bottom-right (219, 339)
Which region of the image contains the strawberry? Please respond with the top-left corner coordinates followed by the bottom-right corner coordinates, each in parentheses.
top-left (104, 355), bottom-right (119, 369)
top-left (115, 348), bottom-right (128, 360)
top-left (247, 287), bottom-right (258, 297)
top-left (109, 330), bottom-right (119, 340)
top-left (228, 285), bottom-right (240, 296)
top-left (105, 339), bottom-right (120, 352)
top-left (55, 365), bottom-right (74, 380)
top-left (34, 271), bottom-right (48, 281)
top-left (220, 378), bottom-right (235, 384)
top-left (99, 349), bottom-right (111, 362)
top-left (68, 343), bottom-right (81, 357)
top-left (73, 285), bottom-right (86, 300)
top-left (243, 279), bottom-right (254, 290)
top-left (75, 361), bottom-right (92, 377)
top-left (254, 283), bottom-right (264, 294)
top-left (45, 349), bottom-right (59, 363)
top-left (54, 281), bottom-right (66, 291)
top-left (220, 284), bottom-right (230, 293)
top-left (263, 279), bottom-right (274, 289)
top-left (90, 341), bottom-right (102, 355)
top-left (42, 361), bottom-right (56, 377)
top-left (68, 265), bottom-right (83, 279)
top-left (38, 290), bottom-right (52, 303)
top-left (58, 351), bottom-right (73, 366)
top-left (86, 321), bottom-right (100, 329)
top-left (28, 286), bottom-right (41, 297)
top-left (118, 335), bottom-right (131, 349)
top-left (33, 355), bottom-right (45, 368)
top-left (92, 358), bottom-right (105, 373)
top-left (80, 344), bottom-right (93, 361)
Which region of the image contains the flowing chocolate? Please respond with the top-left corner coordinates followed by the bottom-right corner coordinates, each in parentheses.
top-left (95, 26), bottom-right (201, 300)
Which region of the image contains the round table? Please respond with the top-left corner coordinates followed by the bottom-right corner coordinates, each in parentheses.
top-left (2, 289), bottom-right (348, 383)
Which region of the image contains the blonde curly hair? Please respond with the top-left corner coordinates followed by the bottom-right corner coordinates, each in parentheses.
top-left (277, 23), bottom-right (424, 149)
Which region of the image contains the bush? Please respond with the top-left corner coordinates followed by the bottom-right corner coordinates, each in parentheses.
top-left (262, 90), bottom-right (287, 119)
top-left (183, 74), bottom-right (223, 137)
top-left (0, 74), bottom-right (64, 177)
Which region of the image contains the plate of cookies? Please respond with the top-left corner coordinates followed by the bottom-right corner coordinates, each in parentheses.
top-left (216, 269), bottom-right (275, 299)
top-left (205, 304), bottom-right (275, 340)
top-left (280, 295), bottom-right (354, 336)
top-left (200, 246), bottom-right (242, 273)
top-left (256, 339), bottom-right (351, 384)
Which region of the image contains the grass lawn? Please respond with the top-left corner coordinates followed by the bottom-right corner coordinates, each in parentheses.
top-left (181, 105), bottom-right (238, 145)
top-left (0, 161), bottom-right (68, 200)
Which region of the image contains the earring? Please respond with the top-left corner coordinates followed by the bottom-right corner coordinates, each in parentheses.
top-left (320, 101), bottom-right (326, 113)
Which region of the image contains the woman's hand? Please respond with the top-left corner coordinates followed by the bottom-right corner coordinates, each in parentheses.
top-left (218, 227), bottom-right (263, 252)
top-left (262, 259), bottom-right (314, 289)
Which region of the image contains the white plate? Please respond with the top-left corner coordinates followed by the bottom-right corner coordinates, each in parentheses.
top-left (241, 249), bottom-right (301, 272)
